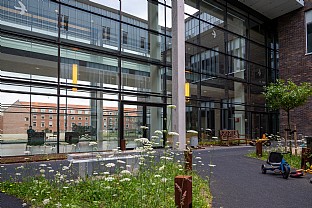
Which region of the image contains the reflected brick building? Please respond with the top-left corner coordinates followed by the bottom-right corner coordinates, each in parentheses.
top-left (2, 100), bottom-right (137, 134)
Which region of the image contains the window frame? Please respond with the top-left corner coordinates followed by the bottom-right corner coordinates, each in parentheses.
top-left (123, 31), bottom-right (128, 44)
top-left (140, 37), bottom-right (145, 49)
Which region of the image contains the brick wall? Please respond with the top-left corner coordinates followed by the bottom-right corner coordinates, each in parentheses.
top-left (0, 114), bottom-right (3, 134)
top-left (278, 0), bottom-right (312, 136)
top-left (2, 101), bottom-right (137, 134)
top-left (3, 101), bottom-right (29, 134)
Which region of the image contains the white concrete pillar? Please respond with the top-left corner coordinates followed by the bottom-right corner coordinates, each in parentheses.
top-left (172, 0), bottom-right (186, 150)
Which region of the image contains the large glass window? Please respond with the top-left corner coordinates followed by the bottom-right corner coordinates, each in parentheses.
top-left (0, 0), bottom-right (171, 156)
top-left (183, 0), bottom-right (277, 138)
top-left (306, 10), bottom-right (312, 54)
top-left (0, 0), bottom-right (278, 155)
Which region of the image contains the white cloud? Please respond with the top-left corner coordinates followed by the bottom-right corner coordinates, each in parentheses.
top-left (89, 0), bottom-right (171, 27)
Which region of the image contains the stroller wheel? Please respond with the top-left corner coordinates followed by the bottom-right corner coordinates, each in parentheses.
top-left (261, 164), bottom-right (266, 174)
top-left (282, 165), bottom-right (290, 179)
top-left (310, 178), bottom-right (312, 184)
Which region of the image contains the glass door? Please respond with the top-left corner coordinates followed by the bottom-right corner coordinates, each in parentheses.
top-left (120, 102), bottom-right (165, 149)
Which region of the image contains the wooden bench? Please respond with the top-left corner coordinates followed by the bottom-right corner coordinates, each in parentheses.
top-left (219, 130), bottom-right (248, 146)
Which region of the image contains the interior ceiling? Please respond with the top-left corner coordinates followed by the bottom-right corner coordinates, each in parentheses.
top-left (238, 0), bottom-right (304, 19)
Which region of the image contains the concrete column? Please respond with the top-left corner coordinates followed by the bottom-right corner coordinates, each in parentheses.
top-left (90, 84), bottom-right (103, 142)
top-left (234, 78), bottom-right (245, 134)
top-left (172, 0), bottom-right (186, 150)
top-left (97, 91), bottom-right (103, 142)
top-left (148, 2), bottom-right (162, 137)
top-left (231, 38), bottom-right (245, 134)
top-left (214, 102), bottom-right (221, 136)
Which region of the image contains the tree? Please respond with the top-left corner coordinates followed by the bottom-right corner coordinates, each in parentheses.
top-left (263, 79), bottom-right (312, 131)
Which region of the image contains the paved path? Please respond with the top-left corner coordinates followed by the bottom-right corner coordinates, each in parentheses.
top-left (0, 193), bottom-right (29, 208)
top-left (193, 146), bottom-right (312, 208)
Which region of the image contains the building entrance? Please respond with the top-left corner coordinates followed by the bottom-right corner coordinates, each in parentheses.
top-left (120, 101), bottom-right (165, 149)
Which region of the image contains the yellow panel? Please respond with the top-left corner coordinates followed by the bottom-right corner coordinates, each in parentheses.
top-left (72, 64), bottom-right (78, 91)
top-left (185, 82), bottom-right (190, 97)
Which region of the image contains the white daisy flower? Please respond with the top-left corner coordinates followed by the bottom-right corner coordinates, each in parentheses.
top-left (168, 132), bottom-right (179, 136)
top-left (105, 163), bottom-right (115, 168)
top-left (154, 130), bottom-right (163, 135)
top-left (187, 130), bottom-right (198, 134)
top-left (42, 198), bottom-right (50, 205)
top-left (167, 105), bottom-right (176, 109)
top-left (120, 170), bottom-right (131, 175)
top-left (105, 176), bottom-right (114, 181)
top-left (120, 178), bottom-right (131, 182)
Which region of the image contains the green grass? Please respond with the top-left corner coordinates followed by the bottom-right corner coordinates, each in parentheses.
top-left (1, 151), bottom-right (211, 208)
top-left (246, 150), bottom-right (302, 169)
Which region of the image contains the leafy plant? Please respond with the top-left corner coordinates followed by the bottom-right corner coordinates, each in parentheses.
top-left (1, 150), bottom-right (211, 207)
top-left (1, 155), bottom-right (210, 208)
top-left (1, 104), bottom-right (212, 207)
top-left (263, 79), bottom-right (312, 130)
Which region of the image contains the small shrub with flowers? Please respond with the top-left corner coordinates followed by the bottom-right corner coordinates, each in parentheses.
top-left (0, 105), bottom-right (211, 207)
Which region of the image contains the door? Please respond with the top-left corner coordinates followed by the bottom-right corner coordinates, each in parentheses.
top-left (120, 101), bottom-right (165, 149)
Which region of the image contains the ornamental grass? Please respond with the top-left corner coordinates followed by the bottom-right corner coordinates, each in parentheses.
top-left (1, 140), bottom-right (211, 207)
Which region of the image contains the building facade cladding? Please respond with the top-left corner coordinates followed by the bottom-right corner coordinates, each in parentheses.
top-left (0, 0), bottom-right (278, 155)
top-left (277, 0), bottom-right (312, 136)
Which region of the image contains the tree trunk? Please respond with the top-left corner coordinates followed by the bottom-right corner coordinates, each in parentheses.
top-left (286, 109), bottom-right (290, 152)
top-left (287, 109), bottom-right (290, 131)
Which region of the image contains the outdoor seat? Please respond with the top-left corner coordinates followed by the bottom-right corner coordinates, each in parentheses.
top-left (267, 152), bottom-right (283, 166)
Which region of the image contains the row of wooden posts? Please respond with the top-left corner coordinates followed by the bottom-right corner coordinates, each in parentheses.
top-left (256, 125), bottom-right (301, 158)
top-left (256, 125), bottom-right (312, 170)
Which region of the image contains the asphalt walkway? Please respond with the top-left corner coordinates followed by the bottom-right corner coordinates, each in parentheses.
top-left (193, 146), bottom-right (312, 208)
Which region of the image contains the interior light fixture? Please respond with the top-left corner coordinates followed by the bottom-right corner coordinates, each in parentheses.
top-left (72, 64), bottom-right (78, 92)
top-left (185, 82), bottom-right (190, 97)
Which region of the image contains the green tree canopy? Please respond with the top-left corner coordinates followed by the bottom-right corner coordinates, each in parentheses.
top-left (263, 79), bottom-right (312, 129)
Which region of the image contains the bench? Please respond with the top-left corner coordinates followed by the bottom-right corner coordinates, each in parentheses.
top-left (219, 130), bottom-right (248, 146)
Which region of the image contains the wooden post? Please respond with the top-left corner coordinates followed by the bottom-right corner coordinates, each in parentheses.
top-left (294, 125), bottom-right (298, 156)
top-left (184, 150), bottom-right (192, 172)
top-left (301, 148), bottom-right (312, 169)
top-left (256, 142), bottom-right (262, 157)
top-left (120, 140), bottom-right (126, 151)
top-left (175, 175), bottom-right (192, 208)
top-left (284, 130), bottom-right (288, 152)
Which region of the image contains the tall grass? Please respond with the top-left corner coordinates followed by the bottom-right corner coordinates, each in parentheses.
top-left (1, 144), bottom-right (211, 207)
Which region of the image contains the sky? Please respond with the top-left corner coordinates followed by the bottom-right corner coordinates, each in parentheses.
top-left (90, 0), bottom-right (199, 27)
top-left (90, 0), bottom-right (172, 27)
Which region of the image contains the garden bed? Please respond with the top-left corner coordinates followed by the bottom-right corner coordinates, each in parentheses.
top-left (0, 153), bottom-right (67, 164)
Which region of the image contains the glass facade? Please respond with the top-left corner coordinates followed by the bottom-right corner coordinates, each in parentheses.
top-left (183, 0), bottom-right (278, 141)
top-left (0, 0), bottom-right (278, 156)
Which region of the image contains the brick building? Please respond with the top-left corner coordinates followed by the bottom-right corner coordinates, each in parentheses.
top-left (0, 113), bottom-right (3, 134)
top-left (278, 0), bottom-right (312, 135)
top-left (2, 100), bottom-right (137, 134)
